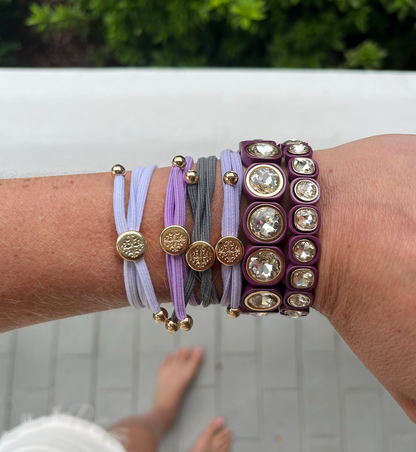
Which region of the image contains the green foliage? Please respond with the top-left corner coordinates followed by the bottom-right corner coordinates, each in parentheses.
top-left (0, 0), bottom-right (22, 66)
top-left (24, 0), bottom-right (416, 69)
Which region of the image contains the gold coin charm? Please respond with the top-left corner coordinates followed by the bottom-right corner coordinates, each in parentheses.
top-left (153, 308), bottom-right (168, 324)
top-left (160, 225), bottom-right (190, 255)
top-left (116, 230), bottom-right (147, 261)
top-left (179, 315), bottom-right (194, 331)
top-left (215, 236), bottom-right (244, 266)
top-left (165, 318), bottom-right (180, 333)
top-left (186, 241), bottom-right (216, 271)
top-left (227, 306), bottom-right (241, 318)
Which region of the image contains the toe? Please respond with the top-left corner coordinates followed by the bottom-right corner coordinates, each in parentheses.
top-left (205, 417), bottom-right (226, 436)
top-left (181, 346), bottom-right (193, 361)
top-left (214, 428), bottom-right (232, 452)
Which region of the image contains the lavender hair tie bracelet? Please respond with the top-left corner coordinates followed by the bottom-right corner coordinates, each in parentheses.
top-left (217, 149), bottom-right (244, 317)
top-left (160, 155), bottom-right (195, 332)
top-left (112, 164), bottom-right (166, 322)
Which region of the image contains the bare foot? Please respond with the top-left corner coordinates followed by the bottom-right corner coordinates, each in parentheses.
top-left (189, 417), bottom-right (233, 452)
top-left (153, 346), bottom-right (205, 433)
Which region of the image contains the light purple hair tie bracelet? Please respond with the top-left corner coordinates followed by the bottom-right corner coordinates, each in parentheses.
top-left (217, 149), bottom-right (244, 316)
top-left (112, 164), bottom-right (168, 325)
top-left (160, 155), bottom-right (197, 332)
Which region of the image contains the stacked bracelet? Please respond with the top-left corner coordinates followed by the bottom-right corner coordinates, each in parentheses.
top-left (280, 139), bottom-right (321, 318)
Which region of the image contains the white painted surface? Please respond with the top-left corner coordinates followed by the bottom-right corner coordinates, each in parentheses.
top-left (1, 68), bottom-right (416, 451)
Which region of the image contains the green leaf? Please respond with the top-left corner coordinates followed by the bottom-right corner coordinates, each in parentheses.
top-left (344, 40), bottom-right (388, 69)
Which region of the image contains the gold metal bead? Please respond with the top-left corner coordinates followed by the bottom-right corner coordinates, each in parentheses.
top-left (179, 315), bottom-right (194, 331)
top-left (186, 241), bottom-right (216, 271)
top-left (116, 230), bottom-right (147, 261)
top-left (227, 307), bottom-right (241, 318)
top-left (184, 170), bottom-right (199, 185)
top-left (111, 164), bottom-right (126, 177)
top-left (153, 307), bottom-right (168, 324)
top-left (160, 225), bottom-right (190, 255)
top-left (165, 318), bottom-right (180, 333)
top-left (223, 171), bottom-right (239, 186)
top-left (215, 236), bottom-right (244, 266)
top-left (172, 155), bottom-right (187, 169)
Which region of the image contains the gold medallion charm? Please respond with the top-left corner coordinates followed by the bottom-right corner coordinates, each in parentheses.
top-left (186, 241), bottom-right (216, 271)
top-left (179, 315), bottom-right (194, 331)
top-left (215, 236), bottom-right (244, 266)
top-left (116, 231), bottom-right (147, 261)
top-left (160, 225), bottom-right (190, 255)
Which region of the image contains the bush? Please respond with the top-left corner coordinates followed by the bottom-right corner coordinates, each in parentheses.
top-left (0, 0), bottom-right (22, 66)
top-left (20, 0), bottom-right (416, 69)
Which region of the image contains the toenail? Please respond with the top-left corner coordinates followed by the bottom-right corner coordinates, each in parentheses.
top-left (216, 417), bottom-right (225, 426)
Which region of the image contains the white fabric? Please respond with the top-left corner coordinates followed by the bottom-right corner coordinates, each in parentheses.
top-left (0, 414), bottom-right (127, 452)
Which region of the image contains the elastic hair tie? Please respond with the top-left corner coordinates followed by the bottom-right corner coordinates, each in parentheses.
top-left (161, 155), bottom-right (197, 332)
top-left (217, 149), bottom-right (244, 314)
top-left (112, 164), bottom-right (166, 322)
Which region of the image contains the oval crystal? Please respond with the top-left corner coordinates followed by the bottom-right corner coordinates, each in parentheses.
top-left (292, 239), bottom-right (316, 263)
top-left (294, 180), bottom-right (319, 202)
top-left (288, 144), bottom-right (310, 155)
top-left (247, 165), bottom-right (283, 197)
top-left (287, 293), bottom-right (311, 308)
top-left (294, 207), bottom-right (318, 232)
top-left (292, 157), bottom-right (316, 175)
top-left (247, 249), bottom-right (283, 283)
top-left (246, 142), bottom-right (280, 158)
top-left (248, 204), bottom-right (285, 241)
top-left (244, 291), bottom-right (281, 311)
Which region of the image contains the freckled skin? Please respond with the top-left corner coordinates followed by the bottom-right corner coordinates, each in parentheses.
top-left (0, 134), bottom-right (415, 422)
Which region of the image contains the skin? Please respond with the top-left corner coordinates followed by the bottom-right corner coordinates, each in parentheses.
top-left (0, 134), bottom-right (415, 424)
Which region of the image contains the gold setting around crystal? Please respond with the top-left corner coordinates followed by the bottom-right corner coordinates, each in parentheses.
top-left (294, 179), bottom-right (319, 202)
top-left (246, 203), bottom-right (285, 242)
top-left (179, 315), bottom-right (194, 331)
top-left (165, 319), bottom-right (180, 333)
top-left (245, 142), bottom-right (281, 158)
top-left (223, 171), bottom-right (239, 186)
top-left (153, 308), bottom-right (168, 324)
top-left (245, 164), bottom-right (284, 198)
top-left (290, 268), bottom-right (315, 289)
top-left (243, 290), bottom-right (281, 312)
top-left (227, 307), bottom-right (241, 318)
top-left (172, 155), bottom-right (187, 169)
top-left (186, 241), bottom-right (216, 271)
top-left (293, 207), bottom-right (318, 232)
top-left (116, 230), bottom-right (147, 261)
top-left (287, 294), bottom-right (311, 308)
top-left (160, 225), bottom-right (190, 255)
top-left (291, 158), bottom-right (316, 175)
top-left (246, 248), bottom-right (284, 284)
top-left (215, 236), bottom-right (244, 266)
top-left (288, 144), bottom-right (310, 155)
top-left (292, 239), bottom-right (316, 263)
top-left (111, 164), bottom-right (126, 177)
top-left (184, 170), bottom-right (199, 185)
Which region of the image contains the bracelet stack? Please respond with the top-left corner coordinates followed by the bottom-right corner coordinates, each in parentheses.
top-left (111, 137), bottom-right (321, 331)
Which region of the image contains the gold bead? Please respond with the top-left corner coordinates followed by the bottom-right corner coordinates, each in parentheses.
top-left (184, 170), bottom-right (199, 185)
top-left (179, 315), bottom-right (194, 331)
top-left (223, 171), bottom-right (238, 186)
top-left (111, 164), bottom-right (126, 177)
top-left (227, 306), bottom-right (241, 318)
top-left (172, 155), bottom-right (187, 169)
top-left (153, 307), bottom-right (168, 324)
top-left (165, 318), bottom-right (180, 333)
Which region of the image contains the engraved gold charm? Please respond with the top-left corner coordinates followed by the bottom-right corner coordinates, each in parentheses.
top-left (160, 225), bottom-right (190, 255)
top-left (116, 230), bottom-right (147, 261)
top-left (186, 241), bottom-right (216, 271)
top-left (215, 236), bottom-right (244, 266)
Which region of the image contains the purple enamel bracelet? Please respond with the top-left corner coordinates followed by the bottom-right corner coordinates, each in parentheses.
top-left (238, 139), bottom-right (321, 318)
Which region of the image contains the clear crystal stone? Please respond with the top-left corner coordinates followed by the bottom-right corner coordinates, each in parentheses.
top-left (248, 166), bottom-right (281, 196)
top-left (288, 144), bottom-right (309, 155)
top-left (248, 205), bottom-right (284, 241)
top-left (290, 269), bottom-right (315, 288)
top-left (292, 239), bottom-right (316, 262)
top-left (282, 310), bottom-right (308, 318)
top-left (294, 208), bottom-right (318, 232)
top-left (250, 312), bottom-right (269, 317)
top-left (246, 142), bottom-right (280, 158)
top-left (283, 139), bottom-right (303, 145)
top-left (247, 249), bottom-right (282, 283)
top-left (287, 294), bottom-right (311, 308)
top-left (292, 157), bottom-right (315, 175)
top-left (294, 180), bottom-right (318, 202)
top-left (245, 291), bottom-right (280, 311)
